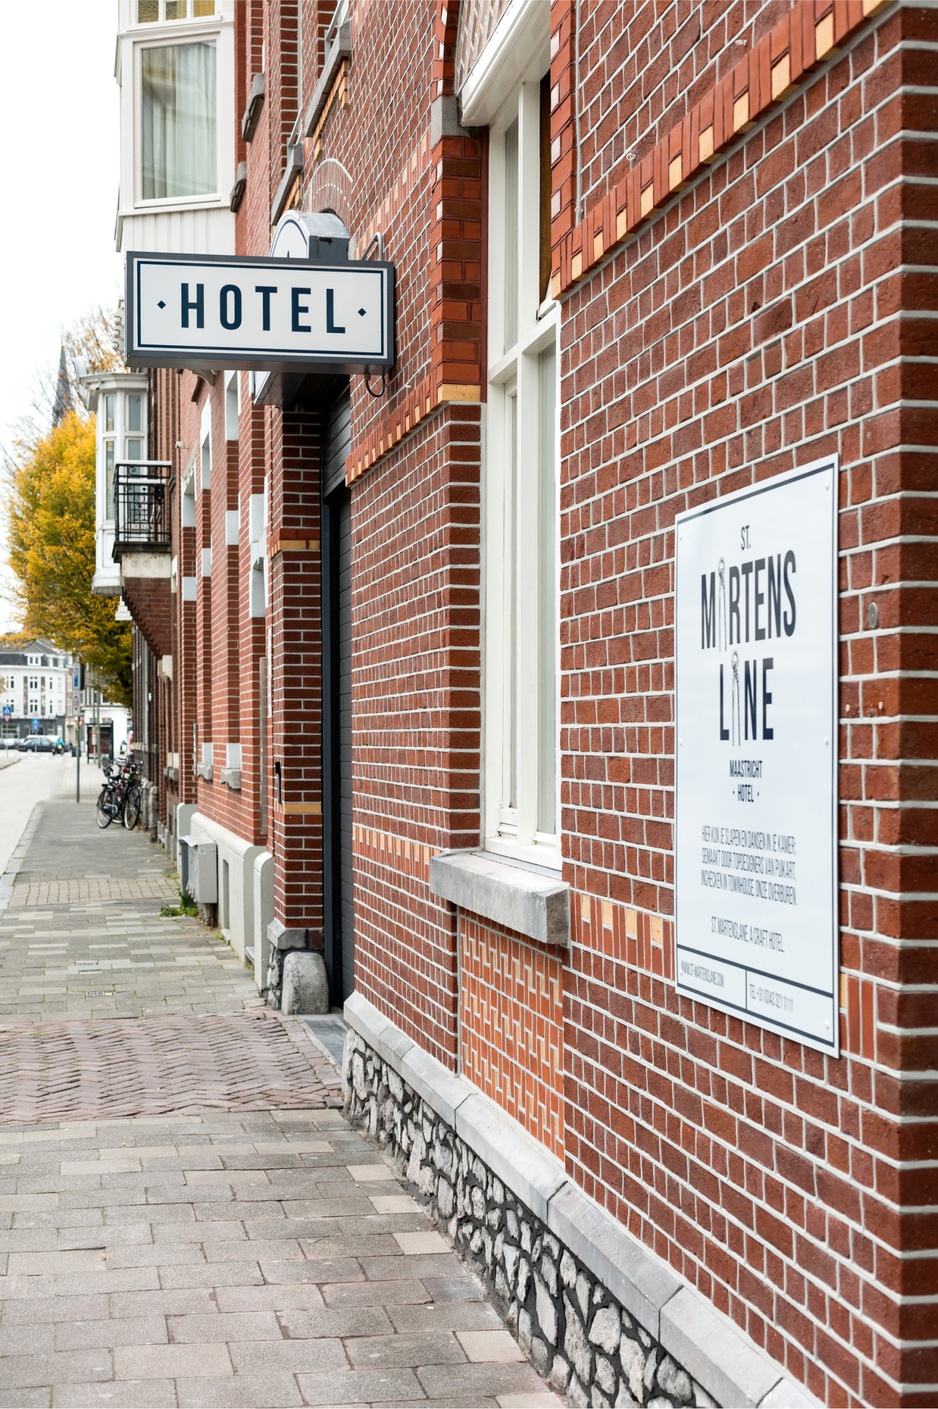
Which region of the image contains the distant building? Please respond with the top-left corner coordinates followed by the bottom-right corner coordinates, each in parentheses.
top-left (0, 638), bottom-right (70, 739)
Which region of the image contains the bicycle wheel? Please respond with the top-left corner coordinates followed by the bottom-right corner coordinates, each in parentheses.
top-left (96, 786), bottom-right (116, 828)
top-left (122, 784), bottom-right (142, 830)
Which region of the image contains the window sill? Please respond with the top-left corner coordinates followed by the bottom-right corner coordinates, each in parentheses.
top-left (430, 849), bottom-right (569, 948)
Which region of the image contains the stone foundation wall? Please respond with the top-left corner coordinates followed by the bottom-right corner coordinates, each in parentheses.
top-left (345, 1028), bottom-right (711, 1408)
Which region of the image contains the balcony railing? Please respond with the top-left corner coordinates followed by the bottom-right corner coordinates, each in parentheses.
top-left (113, 461), bottom-right (172, 559)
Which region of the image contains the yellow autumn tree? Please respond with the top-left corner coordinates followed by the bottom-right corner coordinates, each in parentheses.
top-left (7, 410), bottom-right (132, 705)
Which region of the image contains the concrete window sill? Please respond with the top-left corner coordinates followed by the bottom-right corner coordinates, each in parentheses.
top-left (430, 850), bottom-right (569, 947)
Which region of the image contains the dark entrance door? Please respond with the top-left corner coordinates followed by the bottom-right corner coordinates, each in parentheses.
top-left (321, 383), bottom-right (355, 1001)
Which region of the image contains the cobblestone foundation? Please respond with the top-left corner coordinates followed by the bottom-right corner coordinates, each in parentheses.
top-left (344, 1030), bottom-right (714, 1408)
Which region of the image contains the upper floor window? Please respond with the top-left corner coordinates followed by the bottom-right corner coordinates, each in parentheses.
top-left (101, 385), bottom-right (148, 519)
top-left (116, 0), bottom-right (235, 232)
top-left (141, 41), bottom-right (217, 200)
top-left (136, 0), bottom-right (215, 22)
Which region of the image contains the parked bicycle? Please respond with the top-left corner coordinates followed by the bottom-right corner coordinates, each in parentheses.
top-left (96, 756), bottom-right (143, 830)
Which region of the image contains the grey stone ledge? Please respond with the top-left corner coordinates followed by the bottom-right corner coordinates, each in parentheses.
top-left (220, 767), bottom-right (241, 790)
top-left (546, 1181), bottom-right (680, 1338)
top-left (661, 1288), bottom-right (801, 1408)
top-left (430, 850), bottom-right (570, 947)
top-left (345, 993), bottom-right (416, 1074)
top-left (454, 1091), bottom-right (567, 1225)
top-left (344, 991), bottom-right (819, 1409)
top-left (759, 1378), bottom-right (819, 1408)
top-left (267, 920), bottom-right (307, 952)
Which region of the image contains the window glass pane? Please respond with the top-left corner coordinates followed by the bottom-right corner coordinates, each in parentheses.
top-left (193, 0), bottom-right (215, 14)
top-left (137, 0), bottom-right (159, 21)
top-left (503, 119), bottom-right (519, 350)
top-left (127, 394), bottom-right (143, 433)
top-left (506, 391), bottom-right (518, 812)
top-left (537, 344), bottom-right (557, 837)
top-left (166, 0), bottom-right (187, 18)
top-left (125, 439), bottom-right (143, 461)
top-left (105, 442), bottom-right (115, 517)
top-left (104, 395), bottom-right (115, 433)
top-left (142, 42), bottom-right (217, 200)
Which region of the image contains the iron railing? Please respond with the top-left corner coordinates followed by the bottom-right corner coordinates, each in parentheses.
top-left (113, 461), bottom-right (172, 558)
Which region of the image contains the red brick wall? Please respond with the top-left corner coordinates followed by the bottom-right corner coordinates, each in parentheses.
top-left (553, 5), bottom-right (938, 1403)
top-left (350, 405), bottom-right (482, 1065)
top-left (461, 914), bottom-right (565, 1159)
top-left (267, 407), bottom-right (325, 935)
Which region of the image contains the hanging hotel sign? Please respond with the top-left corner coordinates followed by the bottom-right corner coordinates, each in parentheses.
top-left (674, 457), bottom-right (839, 1054)
top-left (125, 251), bottom-right (394, 374)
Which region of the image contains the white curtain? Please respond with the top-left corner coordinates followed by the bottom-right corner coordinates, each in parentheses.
top-left (142, 41), bottom-right (216, 200)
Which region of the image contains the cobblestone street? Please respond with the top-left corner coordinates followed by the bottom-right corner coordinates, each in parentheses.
top-left (0, 779), bottom-right (558, 1408)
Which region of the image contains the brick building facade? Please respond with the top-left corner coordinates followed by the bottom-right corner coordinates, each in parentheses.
top-left (108, 1), bottom-right (937, 1404)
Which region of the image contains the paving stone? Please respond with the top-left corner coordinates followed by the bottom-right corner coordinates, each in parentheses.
top-left (346, 1164), bottom-right (398, 1183)
top-left (260, 1256), bottom-right (366, 1284)
top-left (457, 1329), bottom-right (527, 1362)
top-left (0, 1323), bottom-right (57, 1355)
top-left (113, 1341), bottom-right (233, 1379)
top-left (279, 1306), bottom-right (394, 1339)
top-left (152, 1219), bottom-right (247, 1243)
top-left (387, 1303), bottom-right (504, 1334)
top-left (417, 1362), bottom-right (556, 1399)
top-left (109, 1288), bottom-right (218, 1318)
top-left (227, 1336), bottom-right (348, 1374)
top-left (157, 1260), bottom-right (264, 1289)
top-left (214, 1284), bottom-right (327, 1313)
top-left (102, 1243), bottom-right (207, 1268)
top-left (1, 1291), bottom-right (110, 1324)
top-left (0, 1348), bottom-right (112, 1389)
top-left (206, 1238), bottom-right (304, 1263)
top-left (360, 1252), bottom-right (463, 1280)
top-left (321, 1279), bottom-right (431, 1308)
top-left (52, 1379), bottom-right (178, 1407)
top-left (295, 1369), bottom-right (424, 1405)
top-left (175, 1374), bottom-right (305, 1407)
top-left (421, 1277), bottom-right (487, 1304)
top-left (344, 1330), bottom-right (467, 1369)
top-left (54, 1315), bottom-right (170, 1350)
top-left (393, 1229), bottom-right (450, 1255)
top-left (168, 1310), bottom-right (284, 1342)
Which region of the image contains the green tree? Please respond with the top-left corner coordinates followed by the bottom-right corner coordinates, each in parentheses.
top-left (7, 410), bottom-right (132, 706)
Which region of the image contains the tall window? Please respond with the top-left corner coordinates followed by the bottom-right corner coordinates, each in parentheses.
top-left (141, 41), bottom-right (217, 199)
top-left (484, 80), bottom-right (559, 865)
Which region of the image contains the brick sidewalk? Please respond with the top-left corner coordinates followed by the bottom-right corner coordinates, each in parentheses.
top-left (0, 800), bottom-right (560, 1407)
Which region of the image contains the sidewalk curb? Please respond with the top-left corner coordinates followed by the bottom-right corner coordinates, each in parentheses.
top-left (0, 801), bottom-right (46, 916)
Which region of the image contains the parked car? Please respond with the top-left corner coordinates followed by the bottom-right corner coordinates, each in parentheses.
top-left (32, 737), bottom-right (54, 753)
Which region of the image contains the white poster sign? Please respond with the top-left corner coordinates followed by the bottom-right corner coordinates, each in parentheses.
top-left (674, 458), bottom-right (839, 1053)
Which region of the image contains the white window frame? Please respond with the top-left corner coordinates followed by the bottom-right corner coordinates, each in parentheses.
top-left (116, 0), bottom-right (235, 217)
top-left (482, 78), bottom-right (560, 870)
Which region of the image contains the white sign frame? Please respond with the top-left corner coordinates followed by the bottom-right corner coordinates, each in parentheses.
top-left (674, 456), bottom-right (839, 1055)
top-left (125, 251), bottom-right (395, 374)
